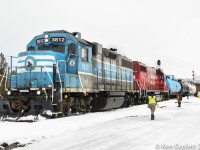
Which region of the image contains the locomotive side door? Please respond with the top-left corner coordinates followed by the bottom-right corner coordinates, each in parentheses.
top-left (78, 43), bottom-right (93, 90)
top-left (67, 41), bottom-right (77, 74)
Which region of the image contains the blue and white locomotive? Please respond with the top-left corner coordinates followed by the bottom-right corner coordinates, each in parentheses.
top-left (0, 30), bottom-right (134, 117)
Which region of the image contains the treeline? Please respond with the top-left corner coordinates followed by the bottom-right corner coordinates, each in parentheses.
top-left (0, 52), bottom-right (7, 95)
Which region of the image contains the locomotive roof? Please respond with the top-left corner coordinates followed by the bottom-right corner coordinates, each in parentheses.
top-left (43, 30), bottom-right (91, 46)
top-left (44, 30), bottom-right (71, 34)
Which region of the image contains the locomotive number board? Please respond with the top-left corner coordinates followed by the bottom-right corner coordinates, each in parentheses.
top-left (50, 37), bottom-right (66, 43)
top-left (36, 38), bottom-right (44, 44)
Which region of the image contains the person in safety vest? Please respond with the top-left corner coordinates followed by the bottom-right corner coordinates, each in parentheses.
top-left (148, 92), bottom-right (157, 120)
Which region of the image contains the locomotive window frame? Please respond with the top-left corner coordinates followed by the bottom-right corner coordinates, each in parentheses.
top-left (81, 48), bottom-right (88, 61)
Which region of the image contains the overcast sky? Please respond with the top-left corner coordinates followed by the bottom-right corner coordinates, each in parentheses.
top-left (1, 0), bottom-right (200, 79)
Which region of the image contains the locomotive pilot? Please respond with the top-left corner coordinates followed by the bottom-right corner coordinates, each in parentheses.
top-left (147, 92), bottom-right (157, 120)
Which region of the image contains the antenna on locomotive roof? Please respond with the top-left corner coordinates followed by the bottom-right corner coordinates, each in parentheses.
top-left (156, 60), bottom-right (161, 69)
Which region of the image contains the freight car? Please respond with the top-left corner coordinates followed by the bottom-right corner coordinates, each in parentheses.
top-left (0, 30), bottom-right (134, 119)
top-left (186, 82), bottom-right (196, 95)
top-left (178, 80), bottom-right (190, 97)
top-left (166, 75), bottom-right (190, 98)
top-left (166, 75), bottom-right (181, 98)
top-left (133, 61), bottom-right (168, 103)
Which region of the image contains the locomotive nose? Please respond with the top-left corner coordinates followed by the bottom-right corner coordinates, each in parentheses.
top-left (17, 53), bottom-right (56, 89)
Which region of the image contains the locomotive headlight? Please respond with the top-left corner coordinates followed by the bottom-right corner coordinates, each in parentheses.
top-left (45, 34), bottom-right (48, 38)
top-left (45, 39), bottom-right (49, 43)
top-left (7, 91), bottom-right (11, 95)
top-left (37, 90), bottom-right (41, 95)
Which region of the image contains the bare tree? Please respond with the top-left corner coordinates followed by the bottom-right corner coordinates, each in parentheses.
top-left (0, 52), bottom-right (8, 94)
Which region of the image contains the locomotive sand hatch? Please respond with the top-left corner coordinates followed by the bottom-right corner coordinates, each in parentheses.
top-left (0, 30), bottom-right (194, 121)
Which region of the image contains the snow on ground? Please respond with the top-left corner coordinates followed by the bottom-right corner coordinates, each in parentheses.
top-left (1, 96), bottom-right (200, 150)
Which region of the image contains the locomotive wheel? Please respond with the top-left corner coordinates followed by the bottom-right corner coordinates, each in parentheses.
top-left (62, 100), bottom-right (71, 116)
top-left (131, 98), bottom-right (135, 106)
top-left (73, 99), bottom-right (86, 115)
top-left (134, 95), bottom-right (139, 105)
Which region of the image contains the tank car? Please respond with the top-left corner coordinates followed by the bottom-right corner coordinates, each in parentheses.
top-left (0, 30), bottom-right (134, 118)
top-left (166, 75), bottom-right (181, 98)
top-left (187, 82), bottom-right (196, 95)
top-left (133, 61), bottom-right (168, 103)
top-left (178, 80), bottom-right (190, 97)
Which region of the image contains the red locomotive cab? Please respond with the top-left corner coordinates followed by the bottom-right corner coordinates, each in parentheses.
top-left (133, 61), bottom-right (147, 91)
top-left (155, 69), bottom-right (169, 100)
top-left (133, 61), bottom-right (158, 91)
top-left (156, 69), bottom-right (164, 90)
top-left (155, 69), bottom-right (168, 92)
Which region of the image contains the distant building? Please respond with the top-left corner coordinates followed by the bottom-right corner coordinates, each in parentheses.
top-left (194, 83), bottom-right (200, 92)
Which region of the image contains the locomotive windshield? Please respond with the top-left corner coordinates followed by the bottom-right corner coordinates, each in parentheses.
top-left (38, 45), bottom-right (65, 53)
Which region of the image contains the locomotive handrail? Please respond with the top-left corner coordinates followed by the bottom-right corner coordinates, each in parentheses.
top-left (134, 79), bottom-right (147, 97)
top-left (7, 66), bottom-right (18, 89)
top-left (56, 60), bottom-right (67, 103)
top-left (66, 53), bottom-right (78, 63)
top-left (134, 80), bottom-right (142, 96)
top-left (40, 65), bottom-right (54, 103)
top-left (139, 80), bottom-right (147, 96)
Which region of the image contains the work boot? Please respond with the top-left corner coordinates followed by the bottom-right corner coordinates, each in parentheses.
top-left (151, 115), bottom-right (154, 120)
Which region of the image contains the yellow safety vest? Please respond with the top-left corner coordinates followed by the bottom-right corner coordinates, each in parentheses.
top-left (148, 96), bottom-right (156, 104)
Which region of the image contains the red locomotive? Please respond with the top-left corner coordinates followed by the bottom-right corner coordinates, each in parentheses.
top-left (133, 61), bottom-right (168, 104)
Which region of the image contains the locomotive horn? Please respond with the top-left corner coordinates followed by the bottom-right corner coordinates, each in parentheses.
top-left (157, 60), bottom-right (161, 66)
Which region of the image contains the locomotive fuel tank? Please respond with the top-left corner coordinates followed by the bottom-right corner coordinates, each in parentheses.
top-left (91, 92), bottom-right (125, 111)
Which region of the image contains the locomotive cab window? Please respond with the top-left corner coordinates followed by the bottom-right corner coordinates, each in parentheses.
top-left (28, 46), bottom-right (35, 51)
top-left (68, 43), bottom-right (76, 56)
top-left (82, 48), bottom-right (88, 61)
top-left (160, 75), bottom-right (164, 80)
top-left (38, 45), bottom-right (65, 53)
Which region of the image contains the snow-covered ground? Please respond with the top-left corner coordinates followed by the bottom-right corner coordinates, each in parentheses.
top-left (1, 96), bottom-right (200, 150)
